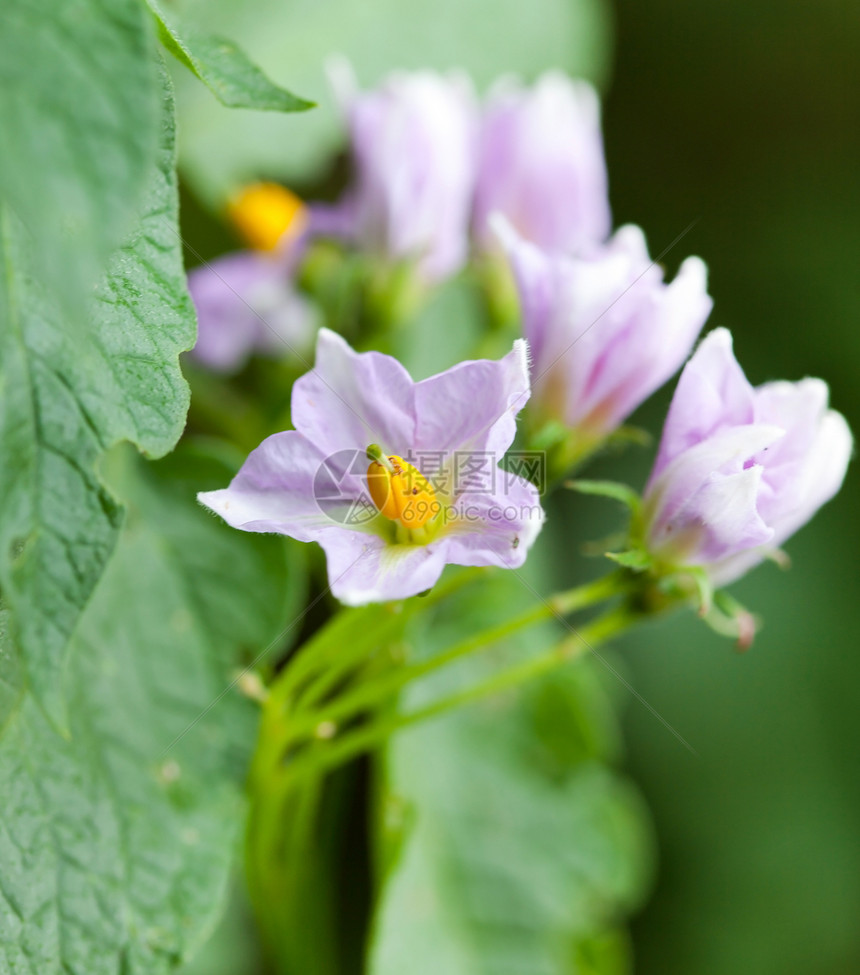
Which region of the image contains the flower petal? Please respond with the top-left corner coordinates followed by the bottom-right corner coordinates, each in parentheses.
top-left (650, 327), bottom-right (755, 481)
top-left (320, 531), bottom-right (450, 605)
top-left (339, 70), bottom-right (478, 281)
top-left (444, 473), bottom-right (544, 570)
top-left (645, 422), bottom-right (785, 549)
top-left (590, 254), bottom-right (712, 429)
top-left (708, 410), bottom-right (851, 586)
top-left (413, 339), bottom-right (531, 458)
top-left (666, 465), bottom-right (774, 565)
top-left (491, 217), bottom-right (555, 367)
top-left (188, 252), bottom-right (273, 372)
top-left (474, 72), bottom-right (610, 253)
top-left (291, 328), bottom-right (417, 456)
top-left (188, 250), bottom-right (315, 373)
top-left (500, 223), bottom-right (709, 437)
top-left (198, 431), bottom-right (334, 542)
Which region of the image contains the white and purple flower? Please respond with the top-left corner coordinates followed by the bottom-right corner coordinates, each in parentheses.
top-left (187, 251), bottom-right (318, 373)
top-left (323, 66), bottom-right (478, 283)
top-left (643, 328), bottom-right (852, 585)
top-left (498, 220), bottom-right (713, 456)
top-left (199, 329), bottom-right (543, 604)
top-left (473, 72), bottom-right (611, 255)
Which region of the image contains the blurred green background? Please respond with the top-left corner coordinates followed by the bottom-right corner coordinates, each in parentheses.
top-left (602, 2), bottom-right (860, 973)
top-left (174, 0), bottom-right (859, 971)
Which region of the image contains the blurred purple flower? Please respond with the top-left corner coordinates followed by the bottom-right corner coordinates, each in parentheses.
top-left (324, 65), bottom-right (478, 282)
top-left (198, 329), bottom-right (543, 604)
top-left (473, 72), bottom-right (611, 254)
top-left (643, 328), bottom-right (852, 584)
top-left (187, 251), bottom-right (318, 373)
top-left (498, 220), bottom-right (712, 449)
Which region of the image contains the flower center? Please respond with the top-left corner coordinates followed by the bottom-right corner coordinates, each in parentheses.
top-left (228, 182), bottom-right (307, 252)
top-left (366, 444), bottom-right (440, 534)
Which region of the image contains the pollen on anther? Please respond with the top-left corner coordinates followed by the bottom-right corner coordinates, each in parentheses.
top-left (228, 182), bottom-right (307, 251)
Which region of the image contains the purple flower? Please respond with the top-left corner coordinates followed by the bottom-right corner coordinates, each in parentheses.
top-left (198, 329), bottom-right (543, 604)
top-left (326, 66), bottom-right (478, 282)
top-left (643, 328), bottom-right (852, 585)
top-left (187, 251), bottom-right (318, 373)
top-left (473, 72), bottom-right (611, 254)
top-left (498, 220), bottom-right (712, 451)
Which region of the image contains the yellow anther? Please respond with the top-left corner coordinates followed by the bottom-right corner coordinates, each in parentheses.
top-left (366, 453), bottom-right (440, 531)
top-left (228, 182), bottom-right (307, 251)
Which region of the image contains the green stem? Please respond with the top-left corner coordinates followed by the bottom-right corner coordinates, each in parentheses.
top-left (247, 752), bottom-right (342, 975)
top-left (290, 566), bottom-right (485, 712)
top-left (247, 571), bottom-right (640, 969)
top-left (287, 570), bottom-right (628, 741)
top-left (270, 566), bottom-right (484, 715)
top-left (293, 609), bottom-right (406, 713)
top-left (247, 565), bottom-right (490, 913)
top-left (279, 602), bottom-right (637, 786)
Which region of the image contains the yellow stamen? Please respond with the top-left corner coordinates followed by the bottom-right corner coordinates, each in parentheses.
top-left (228, 182), bottom-right (307, 252)
top-left (366, 453), bottom-right (440, 532)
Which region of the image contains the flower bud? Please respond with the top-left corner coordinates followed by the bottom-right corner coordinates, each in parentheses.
top-left (643, 328), bottom-right (852, 585)
top-left (497, 220), bottom-right (712, 461)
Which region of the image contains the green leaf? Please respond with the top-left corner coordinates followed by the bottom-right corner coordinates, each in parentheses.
top-left (568, 480), bottom-right (642, 514)
top-left (149, 0), bottom-right (314, 112)
top-left (104, 439), bottom-right (309, 668)
top-left (0, 443), bottom-right (298, 975)
top-left (171, 0), bottom-right (613, 204)
top-left (0, 0), bottom-right (161, 316)
top-left (0, 608), bottom-right (24, 737)
top-left (369, 573), bottom-right (653, 975)
top-left (0, 66), bottom-right (195, 726)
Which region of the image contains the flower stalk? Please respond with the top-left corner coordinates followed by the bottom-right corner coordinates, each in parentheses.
top-left (281, 569), bottom-right (631, 747)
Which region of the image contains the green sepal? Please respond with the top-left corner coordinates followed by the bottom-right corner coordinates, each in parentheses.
top-left (702, 590), bottom-right (759, 650)
top-left (568, 479), bottom-right (643, 515)
top-left (763, 547), bottom-right (792, 570)
top-left (683, 566), bottom-right (714, 616)
top-left (605, 549), bottom-right (652, 571)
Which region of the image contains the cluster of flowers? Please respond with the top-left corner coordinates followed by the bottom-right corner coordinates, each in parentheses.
top-left (194, 69), bottom-right (852, 613)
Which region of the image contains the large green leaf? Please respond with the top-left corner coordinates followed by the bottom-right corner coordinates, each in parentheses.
top-left (369, 573), bottom-right (653, 975)
top-left (0, 443), bottom-right (297, 975)
top-left (149, 0), bottom-right (314, 112)
top-left (0, 608), bottom-right (24, 737)
top-left (0, 0), bottom-right (160, 316)
top-left (171, 0), bottom-right (613, 205)
top-left (0, 68), bottom-right (195, 725)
